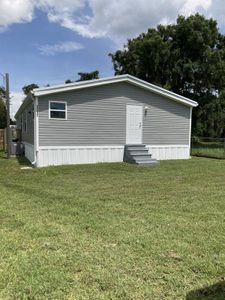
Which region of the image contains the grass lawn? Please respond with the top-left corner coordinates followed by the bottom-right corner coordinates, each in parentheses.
top-left (1, 154), bottom-right (225, 299)
top-left (191, 141), bottom-right (225, 159)
top-left (191, 147), bottom-right (225, 159)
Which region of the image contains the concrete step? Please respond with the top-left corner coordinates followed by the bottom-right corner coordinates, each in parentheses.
top-left (125, 145), bottom-right (146, 151)
top-left (127, 150), bottom-right (149, 155)
top-left (131, 154), bottom-right (153, 161)
top-left (126, 148), bottom-right (148, 152)
top-left (124, 144), bottom-right (159, 167)
top-left (125, 144), bottom-right (146, 147)
top-left (137, 160), bottom-right (160, 166)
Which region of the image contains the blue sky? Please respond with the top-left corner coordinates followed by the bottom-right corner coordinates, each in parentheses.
top-left (0, 0), bottom-right (224, 117)
top-left (0, 9), bottom-right (115, 116)
top-left (0, 10), bottom-right (114, 90)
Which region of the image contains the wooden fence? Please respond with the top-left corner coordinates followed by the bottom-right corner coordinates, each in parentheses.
top-left (0, 128), bottom-right (21, 151)
top-left (0, 129), bottom-right (6, 150)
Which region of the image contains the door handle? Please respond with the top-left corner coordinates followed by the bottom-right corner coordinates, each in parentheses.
top-left (139, 122), bottom-right (142, 128)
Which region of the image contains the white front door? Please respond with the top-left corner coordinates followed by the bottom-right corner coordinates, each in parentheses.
top-left (126, 105), bottom-right (143, 144)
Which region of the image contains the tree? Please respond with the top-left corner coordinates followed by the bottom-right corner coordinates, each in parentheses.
top-left (76, 70), bottom-right (99, 82)
top-left (0, 100), bottom-right (6, 129)
top-left (0, 87), bottom-right (6, 129)
top-left (0, 87), bottom-right (5, 98)
top-left (110, 14), bottom-right (225, 137)
top-left (65, 71), bottom-right (99, 84)
top-left (65, 79), bottom-right (73, 84)
top-left (22, 83), bottom-right (39, 95)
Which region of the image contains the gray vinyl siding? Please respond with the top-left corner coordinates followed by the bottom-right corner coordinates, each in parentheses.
top-left (17, 102), bottom-right (34, 145)
top-left (38, 82), bottom-right (190, 146)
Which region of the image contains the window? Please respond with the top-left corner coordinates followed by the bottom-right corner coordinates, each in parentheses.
top-left (49, 101), bottom-right (67, 119)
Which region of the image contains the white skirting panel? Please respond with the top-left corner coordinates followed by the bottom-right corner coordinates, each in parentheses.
top-left (24, 143), bottom-right (35, 163)
top-left (37, 146), bottom-right (125, 167)
top-left (146, 145), bottom-right (190, 160)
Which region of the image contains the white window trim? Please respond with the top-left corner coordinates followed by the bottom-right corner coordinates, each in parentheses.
top-left (49, 101), bottom-right (67, 120)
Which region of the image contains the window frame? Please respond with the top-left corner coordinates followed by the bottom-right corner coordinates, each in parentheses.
top-left (49, 101), bottom-right (67, 120)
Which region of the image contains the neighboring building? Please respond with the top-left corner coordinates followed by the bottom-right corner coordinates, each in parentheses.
top-left (15, 75), bottom-right (198, 167)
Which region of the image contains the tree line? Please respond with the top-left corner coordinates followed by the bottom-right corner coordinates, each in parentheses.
top-left (1, 14), bottom-right (225, 137)
top-left (109, 14), bottom-right (225, 138)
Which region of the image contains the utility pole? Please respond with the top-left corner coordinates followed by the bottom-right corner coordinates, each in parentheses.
top-left (5, 73), bottom-right (10, 159)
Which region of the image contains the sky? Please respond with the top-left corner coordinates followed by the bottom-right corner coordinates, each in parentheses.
top-left (0, 0), bottom-right (225, 118)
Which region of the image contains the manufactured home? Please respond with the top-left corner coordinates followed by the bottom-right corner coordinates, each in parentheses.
top-left (15, 75), bottom-right (198, 167)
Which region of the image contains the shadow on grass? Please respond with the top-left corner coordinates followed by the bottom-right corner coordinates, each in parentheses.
top-left (0, 147), bottom-right (31, 164)
top-left (0, 150), bottom-right (7, 159)
top-left (16, 155), bottom-right (32, 167)
top-left (0, 150), bottom-right (31, 166)
top-left (191, 153), bottom-right (225, 160)
top-left (186, 281), bottom-right (225, 300)
top-left (0, 150), bottom-right (31, 167)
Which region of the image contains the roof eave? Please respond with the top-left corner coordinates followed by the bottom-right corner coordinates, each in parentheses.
top-left (33, 75), bottom-right (128, 96)
top-left (14, 92), bottom-right (34, 119)
top-left (33, 75), bottom-right (198, 108)
top-left (125, 77), bottom-right (198, 108)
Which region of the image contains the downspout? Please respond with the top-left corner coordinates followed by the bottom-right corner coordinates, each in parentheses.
top-left (189, 107), bottom-right (193, 158)
top-left (32, 94), bottom-right (39, 166)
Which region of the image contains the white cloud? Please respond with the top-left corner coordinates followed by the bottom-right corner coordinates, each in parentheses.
top-left (0, 0), bottom-right (34, 30)
top-left (205, 0), bottom-right (225, 26)
top-left (39, 41), bottom-right (84, 55)
top-left (72, 0), bottom-right (214, 44)
top-left (0, 0), bottom-right (225, 44)
top-left (0, 0), bottom-right (85, 31)
top-left (10, 92), bottom-right (25, 118)
top-left (37, 0), bottom-right (85, 12)
top-left (180, 0), bottom-right (211, 15)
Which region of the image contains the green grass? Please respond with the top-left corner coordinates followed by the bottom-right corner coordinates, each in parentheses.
top-left (191, 147), bottom-right (225, 159)
top-left (191, 141), bottom-right (225, 159)
top-left (1, 154), bottom-right (225, 299)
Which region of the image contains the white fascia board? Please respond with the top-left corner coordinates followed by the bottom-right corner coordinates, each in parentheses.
top-left (33, 75), bottom-right (127, 96)
top-left (33, 74), bottom-right (198, 108)
top-left (126, 75), bottom-right (198, 107)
